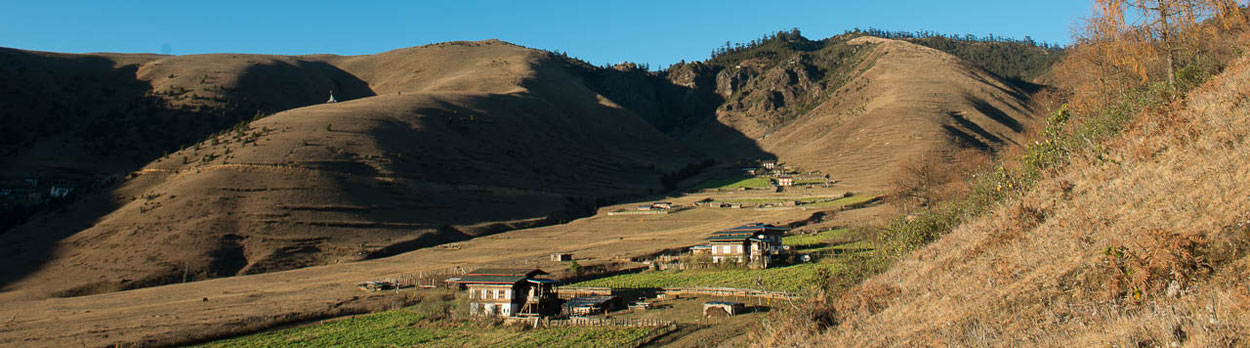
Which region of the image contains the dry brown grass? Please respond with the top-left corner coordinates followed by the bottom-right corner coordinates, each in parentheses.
top-left (0, 40), bottom-right (702, 299)
top-left (760, 49), bottom-right (1250, 347)
top-left (750, 37), bottom-right (1037, 191)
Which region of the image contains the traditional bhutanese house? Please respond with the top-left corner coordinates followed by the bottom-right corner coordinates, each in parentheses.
top-left (457, 268), bottom-right (559, 317)
top-left (650, 201), bottom-right (673, 210)
top-left (761, 161), bottom-right (777, 170)
top-left (707, 223), bottom-right (789, 268)
top-left (566, 295), bottom-right (616, 316)
top-left (774, 176), bottom-right (794, 187)
top-left (550, 253), bottom-right (572, 262)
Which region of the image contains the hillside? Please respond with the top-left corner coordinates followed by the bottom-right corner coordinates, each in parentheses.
top-left (0, 35), bottom-right (1043, 299)
top-left (764, 39), bottom-right (1250, 347)
top-left (0, 41), bottom-right (703, 298)
top-left (670, 35), bottom-right (1038, 189)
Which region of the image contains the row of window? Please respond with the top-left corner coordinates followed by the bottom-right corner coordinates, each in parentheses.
top-left (711, 244), bottom-right (744, 254)
top-left (468, 287), bottom-right (512, 300)
top-left (469, 302), bottom-right (514, 316)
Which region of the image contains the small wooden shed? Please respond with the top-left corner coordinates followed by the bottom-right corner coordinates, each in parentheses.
top-left (551, 253), bottom-right (572, 262)
top-left (703, 301), bottom-right (746, 317)
top-left (567, 295), bottom-right (615, 316)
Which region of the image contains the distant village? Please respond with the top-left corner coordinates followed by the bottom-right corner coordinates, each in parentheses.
top-left (360, 221), bottom-right (795, 322)
top-left (0, 174), bottom-right (121, 207)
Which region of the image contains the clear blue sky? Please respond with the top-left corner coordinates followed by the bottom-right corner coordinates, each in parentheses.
top-left (1, 0), bottom-right (1093, 68)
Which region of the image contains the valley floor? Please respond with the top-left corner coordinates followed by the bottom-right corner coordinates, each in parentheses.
top-left (0, 181), bottom-right (886, 347)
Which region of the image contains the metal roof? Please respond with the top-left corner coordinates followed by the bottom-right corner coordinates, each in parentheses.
top-left (526, 278), bottom-right (560, 284)
top-left (456, 275), bottom-right (527, 284)
top-left (567, 295), bottom-right (614, 307)
top-left (465, 268), bottom-right (548, 277)
top-left (721, 223), bottom-right (789, 232)
top-left (707, 223), bottom-right (787, 242)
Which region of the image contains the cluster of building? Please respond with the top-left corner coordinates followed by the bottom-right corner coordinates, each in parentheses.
top-left (451, 223), bottom-right (790, 318)
top-left (0, 175), bottom-right (79, 205)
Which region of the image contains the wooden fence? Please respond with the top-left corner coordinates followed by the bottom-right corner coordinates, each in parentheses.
top-left (558, 286), bottom-right (803, 301)
top-left (504, 317), bottom-right (677, 348)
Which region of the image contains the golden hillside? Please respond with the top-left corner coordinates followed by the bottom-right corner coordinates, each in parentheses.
top-left (773, 41), bottom-right (1250, 348)
top-left (0, 41), bottom-right (699, 298)
top-left (678, 36), bottom-right (1037, 190)
top-left (0, 37), bottom-right (1042, 300)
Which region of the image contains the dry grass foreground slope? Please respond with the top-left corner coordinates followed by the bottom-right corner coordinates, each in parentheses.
top-left (686, 37), bottom-right (1037, 190)
top-left (787, 55), bottom-right (1250, 346)
top-left (0, 40), bottom-right (700, 299)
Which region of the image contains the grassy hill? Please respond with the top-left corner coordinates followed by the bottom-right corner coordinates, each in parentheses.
top-left (0, 35), bottom-right (1046, 299)
top-left (756, 13), bottom-right (1250, 346)
top-left (0, 41), bottom-right (704, 298)
top-left (663, 34), bottom-right (1039, 189)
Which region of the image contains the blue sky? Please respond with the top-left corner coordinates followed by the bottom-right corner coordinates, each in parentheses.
top-left (0, 0), bottom-right (1093, 68)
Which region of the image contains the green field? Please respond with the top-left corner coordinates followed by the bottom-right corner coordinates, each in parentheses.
top-left (569, 228), bottom-right (874, 293)
top-left (694, 177), bottom-right (772, 190)
top-left (195, 308), bottom-right (662, 348)
top-left (568, 262), bottom-right (843, 293)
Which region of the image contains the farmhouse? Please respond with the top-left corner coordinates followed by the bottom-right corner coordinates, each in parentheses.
top-left (774, 176), bottom-right (794, 187)
top-left (650, 201), bottom-right (673, 210)
top-left (456, 268), bottom-right (559, 317)
top-left (706, 223), bottom-right (789, 268)
top-left (761, 160), bottom-right (777, 170)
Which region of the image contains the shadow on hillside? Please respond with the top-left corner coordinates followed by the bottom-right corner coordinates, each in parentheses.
top-left (0, 50), bottom-right (377, 294)
top-left (943, 110), bottom-right (1010, 151)
top-left (968, 96), bottom-right (1024, 133)
top-left (562, 60), bottom-right (776, 196)
top-left (233, 60), bottom-right (375, 111)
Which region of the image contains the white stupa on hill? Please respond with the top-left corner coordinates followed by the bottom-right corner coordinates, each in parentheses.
top-left (326, 90), bottom-right (337, 103)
